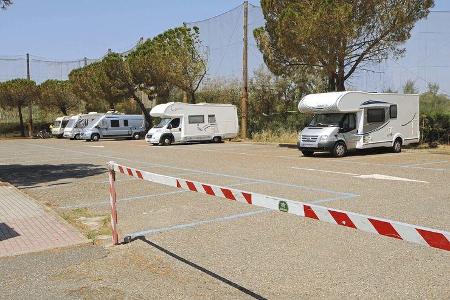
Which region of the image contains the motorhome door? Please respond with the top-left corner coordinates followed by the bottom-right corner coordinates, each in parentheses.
top-left (168, 118), bottom-right (182, 142)
top-left (340, 113), bottom-right (359, 150)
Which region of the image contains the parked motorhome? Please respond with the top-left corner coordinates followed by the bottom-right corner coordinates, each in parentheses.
top-left (145, 102), bottom-right (239, 145)
top-left (63, 113), bottom-right (99, 140)
top-left (51, 116), bottom-right (70, 138)
top-left (80, 112), bottom-right (145, 141)
top-left (297, 91), bottom-right (419, 157)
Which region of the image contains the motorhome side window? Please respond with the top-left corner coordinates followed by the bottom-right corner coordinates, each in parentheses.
top-left (111, 120), bottom-right (120, 127)
top-left (390, 105), bottom-right (397, 119)
top-left (188, 115), bottom-right (204, 124)
top-left (367, 108), bottom-right (385, 123)
top-left (124, 120), bottom-right (128, 126)
top-left (208, 115), bottom-right (216, 123)
top-left (341, 114), bottom-right (356, 131)
top-left (170, 118), bottom-right (180, 128)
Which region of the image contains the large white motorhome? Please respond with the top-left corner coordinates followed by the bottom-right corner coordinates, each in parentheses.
top-left (51, 116), bottom-right (70, 138)
top-left (80, 112), bottom-right (145, 141)
top-left (63, 113), bottom-right (100, 140)
top-left (145, 102), bottom-right (239, 145)
top-left (297, 91), bottom-right (419, 157)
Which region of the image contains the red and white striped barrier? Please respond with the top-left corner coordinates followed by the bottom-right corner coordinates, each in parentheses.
top-left (107, 161), bottom-right (450, 252)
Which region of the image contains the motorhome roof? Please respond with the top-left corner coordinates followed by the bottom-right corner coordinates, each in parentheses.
top-left (298, 91), bottom-right (418, 113)
top-left (150, 102), bottom-right (235, 117)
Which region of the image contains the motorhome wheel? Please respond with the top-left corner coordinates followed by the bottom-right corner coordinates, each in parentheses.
top-left (393, 138), bottom-right (402, 153)
top-left (91, 134), bottom-right (100, 142)
top-left (333, 142), bottom-right (347, 158)
top-left (212, 136), bottom-right (221, 143)
top-left (301, 150), bottom-right (314, 157)
top-left (133, 132), bottom-right (141, 140)
top-left (74, 134), bottom-right (80, 140)
top-left (160, 135), bottom-right (173, 146)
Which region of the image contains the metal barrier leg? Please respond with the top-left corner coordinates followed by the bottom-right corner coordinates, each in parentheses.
top-left (108, 165), bottom-right (119, 245)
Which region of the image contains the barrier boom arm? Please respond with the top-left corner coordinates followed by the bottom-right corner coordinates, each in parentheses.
top-left (107, 161), bottom-right (450, 251)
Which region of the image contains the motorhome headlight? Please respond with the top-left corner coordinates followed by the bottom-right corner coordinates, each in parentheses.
top-left (320, 135), bottom-right (329, 141)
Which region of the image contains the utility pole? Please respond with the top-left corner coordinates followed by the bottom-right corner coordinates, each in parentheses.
top-left (83, 57), bottom-right (88, 67)
top-left (241, 1), bottom-right (249, 139)
top-left (26, 53), bottom-right (33, 137)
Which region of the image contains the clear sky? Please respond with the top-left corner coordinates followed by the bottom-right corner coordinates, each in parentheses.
top-left (1, 0), bottom-right (448, 60)
top-left (0, 0), bottom-right (260, 60)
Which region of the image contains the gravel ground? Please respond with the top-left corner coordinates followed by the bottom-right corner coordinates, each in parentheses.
top-left (0, 139), bottom-right (449, 299)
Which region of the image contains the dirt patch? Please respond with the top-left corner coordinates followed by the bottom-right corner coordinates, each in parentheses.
top-left (61, 208), bottom-right (111, 242)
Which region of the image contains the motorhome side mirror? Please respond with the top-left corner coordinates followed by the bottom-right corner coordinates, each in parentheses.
top-left (167, 124), bottom-right (172, 129)
top-left (95, 125), bottom-right (99, 129)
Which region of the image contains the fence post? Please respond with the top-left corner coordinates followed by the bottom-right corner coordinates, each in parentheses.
top-left (108, 163), bottom-right (119, 245)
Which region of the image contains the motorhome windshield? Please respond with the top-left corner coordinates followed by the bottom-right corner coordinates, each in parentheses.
top-left (53, 121), bottom-right (61, 127)
top-left (309, 113), bottom-right (345, 127)
top-left (154, 118), bottom-right (171, 128)
top-left (66, 118), bottom-right (77, 129)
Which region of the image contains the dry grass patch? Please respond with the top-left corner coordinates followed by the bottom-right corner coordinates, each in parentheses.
top-left (61, 208), bottom-right (111, 242)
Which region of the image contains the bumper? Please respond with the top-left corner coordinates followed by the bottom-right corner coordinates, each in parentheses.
top-left (145, 134), bottom-right (160, 144)
top-left (298, 141), bottom-right (335, 152)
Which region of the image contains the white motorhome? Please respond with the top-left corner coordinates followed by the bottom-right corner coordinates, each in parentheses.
top-left (297, 91), bottom-right (419, 157)
top-left (63, 112), bottom-right (100, 140)
top-left (80, 112), bottom-right (145, 141)
top-left (51, 116), bottom-right (70, 138)
top-left (145, 102), bottom-right (239, 145)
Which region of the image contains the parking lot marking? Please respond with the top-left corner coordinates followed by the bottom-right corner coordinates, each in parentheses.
top-left (332, 159), bottom-right (447, 171)
top-left (31, 143), bottom-right (358, 200)
top-left (292, 167), bottom-right (359, 176)
top-left (126, 209), bottom-right (270, 240)
top-left (399, 160), bottom-right (448, 167)
top-left (59, 181), bottom-right (261, 209)
top-left (291, 167), bottom-right (429, 183)
top-left (111, 162), bottom-right (450, 251)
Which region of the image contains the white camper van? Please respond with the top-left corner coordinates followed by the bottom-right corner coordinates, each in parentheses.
top-left (51, 116), bottom-right (70, 138)
top-left (80, 112), bottom-right (145, 141)
top-left (63, 112), bottom-right (100, 140)
top-left (297, 91), bottom-right (419, 157)
top-left (145, 102), bottom-right (239, 145)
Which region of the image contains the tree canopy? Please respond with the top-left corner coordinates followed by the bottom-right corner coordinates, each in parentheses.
top-left (254, 0), bottom-right (434, 91)
top-left (129, 26), bottom-right (207, 103)
top-left (39, 80), bottom-right (79, 115)
top-left (1, 0), bottom-right (12, 9)
top-left (0, 79), bottom-right (39, 136)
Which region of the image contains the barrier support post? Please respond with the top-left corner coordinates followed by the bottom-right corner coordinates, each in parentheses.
top-left (108, 162), bottom-right (119, 245)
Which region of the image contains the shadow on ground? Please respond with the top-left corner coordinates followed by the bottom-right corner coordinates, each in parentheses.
top-left (0, 223), bottom-right (20, 241)
top-left (0, 163), bottom-right (106, 187)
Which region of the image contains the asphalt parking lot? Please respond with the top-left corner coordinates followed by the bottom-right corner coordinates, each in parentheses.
top-left (0, 139), bottom-right (449, 299)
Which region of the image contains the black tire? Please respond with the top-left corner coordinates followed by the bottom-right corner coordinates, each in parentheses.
top-left (74, 134), bottom-right (80, 140)
top-left (392, 138), bottom-right (402, 153)
top-left (91, 133), bottom-right (100, 142)
top-left (212, 136), bottom-right (222, 143)
top-left (332, 141), bottom-right (347, 158)
top-left (160, 135), bottom-right (173, 146)
top-left (133, 132), bottom-right (141, 140)
top-left (301, 150), bottom-right (314, 157)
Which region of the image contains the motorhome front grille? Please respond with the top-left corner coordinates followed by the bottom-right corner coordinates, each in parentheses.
top-left (301, 135), bottom-right (318, 142)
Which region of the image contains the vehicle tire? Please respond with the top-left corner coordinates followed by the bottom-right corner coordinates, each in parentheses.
top-left (301, 150), bottom-right (314, 157)
top-left (332, 141), bottom-right (347, 158)
top-left (91, 134), bottom-right (100, 142)
top-left (212, 136), bottom-right (221, 143)
top-left (74, 134), bottom-right (80, 140)
top-left (160, 135), bottom-right (173, 146)
top-left (392, 138), bottom-right (402, 153)
top-left (133, 132), bottom-right (141, 140)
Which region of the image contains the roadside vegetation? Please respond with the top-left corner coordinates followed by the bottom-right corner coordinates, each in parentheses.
top-left (61, 208), bottom-right (111, 243)
top-left (0, 0), bottom-right (447, 146)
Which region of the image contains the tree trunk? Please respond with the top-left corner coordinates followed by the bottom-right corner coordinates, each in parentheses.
top-left (190, 91), bottom-right (196, 104)
top-left (327, 74), bottom-right (336, 92)
top-left (109, 103), bottom-right (115, 111)
top-left (336, 58), bottom-right (346, 91)
top-left (18, 105), bottom-right (25, 137)
top-left (60, 106), bottom-right (68, 116)
top-left (132, 93), bottom-right (152, 130)
top-left (182, 91), bottom-right (188, 103)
